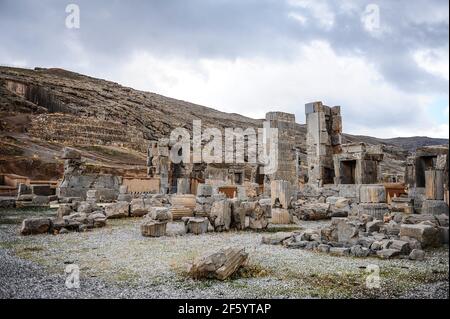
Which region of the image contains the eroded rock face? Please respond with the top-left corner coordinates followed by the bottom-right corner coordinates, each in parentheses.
top-left (189, 247), bottom-right (248, 280)
top-left (399, 223), bottom-right (441, 248)
top-left (183, 217), bottom-right (209, 235)
top-left (141, 220), bottom-right (167, 237)
top-left (105, 202), bottom-right (130, 219)
top-left (20, 218), bottom-right (52, 235)
top-left (209, 200), bottom-right (232, 232)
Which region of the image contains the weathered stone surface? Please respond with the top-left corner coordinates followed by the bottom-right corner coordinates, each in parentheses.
top-left (317, 244), bottom-right (331, 253)
top-left (62, 147), bottom-right (81, 160)
top-left (389, 240), bottom-right (411, 254)
top-left (425, 170), bottom-right (444, 200)
top-left (130, 198), bottom-right (148, 217)
top-left (197, 184), bottom-right (213, 197)
top-left (149, 207), bottom-right (171, 222)
top-left (189, 247), bottom-right (248, 280)
top-left (105, 201), bottom-right (129, 219)
top-left (20, 218), bottom-right (52, 235)
top-left (117, 194), bottom-right (132, 202)
top-left (261, 232), bottom-right (294, 245)
top-left (271, 208), bottom-right (291, 224)
top-left (141, 220), bottom-right (167, 237)
top-left (357, 203), bottom-right (390, 220)
top-left (0, 198), bottom-right (15, 208)
top-left (170, 206), bottom-right (194, 220)
top-left (377, 249), bottom-right (401, 259)
top-left (321, 225), bottom-right (338, 242)
top-left (401, 214), bottom-right (448, 226)
top-left (77, 201), bottom-right (94, 214)
top-left (56, 204), bottom-right (73, 218)
top-left (421, 200), bottom-right (449, 216)
top-left (350, 245), bottom-right (370, 257)
top-left (366, 219), bottom-right (383, 233)
top-left (239, 201), bottom-right (269, 230)
top-left (171, 194), bottom-right (196, 210)
top-left (271, 180), bottom-right (291, 209)
top-left (184, 217), bottom-right (209, 235)
top-left (359, 185), bottom-right (386, 203)
top-left (119, 185), bottom-right (128, 194)
top-left (31, 185), bottom-right (54, 196)
top-left (409, 249), bottom-right (425, 261)
top-left (209, 200), bottom-right (232, 232)
top-left (382, 220), bottom-right (401, 236)
top-left (329, 247), bottom-right (350, 256)
top-left (336, 219), bottom-right (359, 244)
top-left (296, 203), bottom-right (330, 221)
top-left (176, 178), bottom-right (190, 195)
top-left (399, 223), bottom-right (441, 248)
top-left (439, 226), bottom-right (449, 244)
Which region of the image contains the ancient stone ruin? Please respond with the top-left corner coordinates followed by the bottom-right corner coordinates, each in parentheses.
top-left (12, 102), bottom-right (449, 263)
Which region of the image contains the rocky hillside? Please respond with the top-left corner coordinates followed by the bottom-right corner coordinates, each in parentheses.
top-left (0, 66), bottom-right (447, 180)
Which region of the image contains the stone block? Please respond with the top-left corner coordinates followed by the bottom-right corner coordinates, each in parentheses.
top-left (184, 217), bottom-right (209, 235)
top-left (359, 185), bottom-right (386, 203)
top-left (271, 208), bottom-right (291, 224)
top-left (105, 201), bottom-right (129, 219)
top-left (399, 223), bottom-right (441, 248)
top-left (141, 221), bottom-right (167, 237)
top-left (270, 180), bottom-right (291, 209)
top-left (209, 200), bottom-right (232, 231)
top-left (197, 184), bottom-right (213, 197)
top-left (421, 200), bottom-right (449, 216)
top-left (20, 218), bottom-right (52, 235)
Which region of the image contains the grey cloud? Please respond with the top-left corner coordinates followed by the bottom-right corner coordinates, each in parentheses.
top-left (0, 0), bottom-right (448, 95)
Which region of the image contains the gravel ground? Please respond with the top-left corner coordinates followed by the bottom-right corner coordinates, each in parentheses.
top-left (0, 208), bottom-right (448, 299)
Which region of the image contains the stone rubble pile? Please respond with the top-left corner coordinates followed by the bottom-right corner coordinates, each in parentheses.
top-left (262, 211), bottom-right (448, 260)
top-left (21, 190), bottom-right (108, 235)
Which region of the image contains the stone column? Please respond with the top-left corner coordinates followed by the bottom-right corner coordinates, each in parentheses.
top-left (425, 169), bottom-right (444, 200)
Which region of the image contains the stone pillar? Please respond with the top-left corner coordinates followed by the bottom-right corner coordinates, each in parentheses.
top-left (177, 178), bottom-right (191, 195)
top-left (425, 169), bottom-right (444, 200)
top-left (265, 112), bottom-right (298, 188)
top-left (305, 102), bottom-right (342, 186)
top-left (270, 180), bottom-right (291, 209)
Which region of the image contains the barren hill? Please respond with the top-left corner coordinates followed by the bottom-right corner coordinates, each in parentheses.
top-left (0, 66), bottom-right (447, 180)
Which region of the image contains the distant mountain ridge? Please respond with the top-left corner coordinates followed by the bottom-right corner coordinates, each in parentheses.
top-left (0, 66), bottom-right (448, 179)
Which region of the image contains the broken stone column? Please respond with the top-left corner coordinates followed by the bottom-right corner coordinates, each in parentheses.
top-left (141, 220), bottom-right (167, 237)
top-left (183, 217), bottom-right (209, 235)
top-left (271, 208), bottom-right (291, 224)
top-left (189, 247), bottom-right (248, 280)
top-left (264, 112), bottom-right (298, 187)
top-left (357, 184), bottom-right (389, 219)
top-left (425, 169), bottom-right (444, 200)
top-left (177, 178), bottom-right (191, 195)
top-left (209, 199), bottom-right (232, 232)
top-left (195, 183), bottom-right (213, 217)
top-left (117, 185), bottom-right (132, 202)
top-left (270, 180), bottom-right (291, 209)
top-left (305, 102), bottom-right (342, 186)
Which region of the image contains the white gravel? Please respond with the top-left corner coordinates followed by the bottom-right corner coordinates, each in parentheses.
top-left (0, 208), bottom-right (448, 299)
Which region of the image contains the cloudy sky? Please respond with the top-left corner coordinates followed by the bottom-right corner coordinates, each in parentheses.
top-left (1, 0), bottom-right (448, 138)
